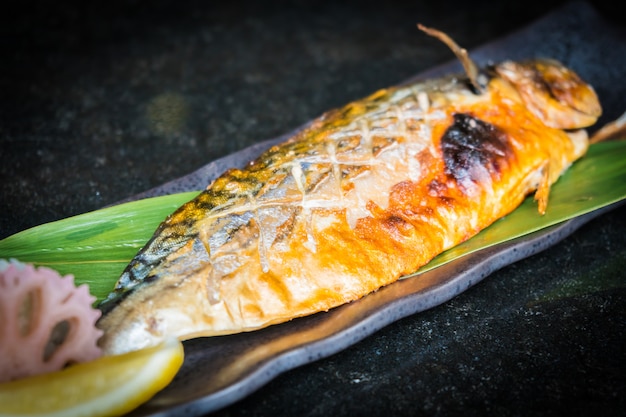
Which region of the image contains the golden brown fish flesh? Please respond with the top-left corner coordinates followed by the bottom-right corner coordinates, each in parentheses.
top-left (96, 25), bottom-right (601, 355)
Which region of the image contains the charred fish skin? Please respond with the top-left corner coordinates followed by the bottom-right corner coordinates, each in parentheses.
top-left (97, 30), bottom-right (601, 354)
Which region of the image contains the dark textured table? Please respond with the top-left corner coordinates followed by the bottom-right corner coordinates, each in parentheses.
top-left (2, 1), bottom-right (625, 416)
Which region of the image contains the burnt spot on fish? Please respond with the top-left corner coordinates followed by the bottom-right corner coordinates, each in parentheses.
top-left (427, 179), bottom-right (448, 196)
top-left (382, 214), bottom-right (413, 237)
top-left (441, 113), bottom-right (510, 190)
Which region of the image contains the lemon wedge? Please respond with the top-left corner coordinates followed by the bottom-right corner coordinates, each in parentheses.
top-left (0, 338), bottom-right (184, 417)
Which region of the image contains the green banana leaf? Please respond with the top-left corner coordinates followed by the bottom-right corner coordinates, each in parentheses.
top-left (1, 141), bottom-right (625, 304)
top-left (0, 192), bottom-right (201, 302)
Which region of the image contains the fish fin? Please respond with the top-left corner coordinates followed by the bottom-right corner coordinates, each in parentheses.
top-left (534, 161), bottom-right (551, 215)
top-left (417, 23), bottom-right (485, 94)
top-left (590, 111), bottom-right (626, 144)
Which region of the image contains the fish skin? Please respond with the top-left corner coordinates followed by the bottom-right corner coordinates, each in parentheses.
top-left (97, 53), bottom-right (600, 355)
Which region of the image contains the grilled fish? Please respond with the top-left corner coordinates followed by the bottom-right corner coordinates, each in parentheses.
top-left (97, 25), bottom-right (601, 355)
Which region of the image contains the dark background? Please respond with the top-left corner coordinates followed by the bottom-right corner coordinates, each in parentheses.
top-left (1, 1), bottom-right (625, 416)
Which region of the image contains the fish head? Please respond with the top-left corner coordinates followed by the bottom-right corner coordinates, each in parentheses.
top-left (494, 59), bottom-right (602, 130)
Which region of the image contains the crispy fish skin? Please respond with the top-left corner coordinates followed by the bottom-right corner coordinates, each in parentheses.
top-left (97, 41), bottom-right (600, 354)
